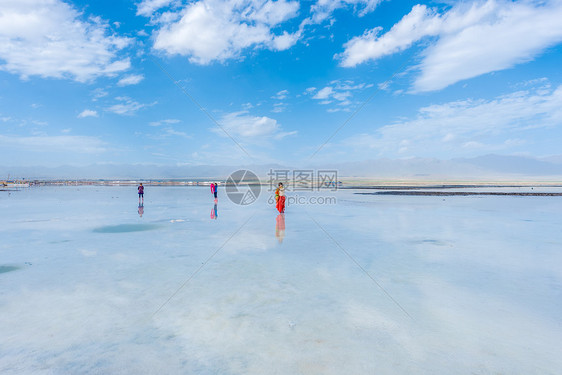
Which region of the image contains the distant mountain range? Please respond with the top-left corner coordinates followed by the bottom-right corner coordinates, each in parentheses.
top-left (454, 154), bottom-right (562, 175)
top-left (2, 154), bottom-right (562, 180)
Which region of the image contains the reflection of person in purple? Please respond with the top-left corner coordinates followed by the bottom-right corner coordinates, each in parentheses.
top-left (138, 183), bottom-right (144, 203)
top-left (138, 203), bottom-right (144, 217)
top-left (210, 202), bottom-right (218, 220)
top-left (275, 213), bottom-right (285, 243)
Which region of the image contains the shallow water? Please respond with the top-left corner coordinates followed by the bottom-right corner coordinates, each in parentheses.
top-left (93, 224), bottom-right (161, 233)
top-left (0, 265), bottom-right (20, 274)
top-left (1, 185), bottom-right (561, 374)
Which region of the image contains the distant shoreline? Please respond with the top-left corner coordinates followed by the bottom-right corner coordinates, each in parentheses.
top-left (342, 183), bottom-right (562, 189)
top-left (356, 191), bottom-right (562, 196)
top-left (3, 179), bottom-right (562, 189)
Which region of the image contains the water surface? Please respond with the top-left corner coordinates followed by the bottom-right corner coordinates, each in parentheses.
top-left (1, 185), bottom-right (561, 374)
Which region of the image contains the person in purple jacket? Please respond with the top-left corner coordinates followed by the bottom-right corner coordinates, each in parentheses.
top-left (138, 183), bottom-right (144, 203)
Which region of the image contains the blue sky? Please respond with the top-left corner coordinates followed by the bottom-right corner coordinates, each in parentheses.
top-left (1, 0), bottom-right (562, 169)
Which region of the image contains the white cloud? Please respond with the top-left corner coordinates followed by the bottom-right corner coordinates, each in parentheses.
top-left (272, 89), bottom-right (289, 100)
top-left (0, 134), bottom-right (105, 153)
top-left (273, 130), bottom-right (297, 139)
top-left (271, 90), bottom-right (289, 112)
top-left (92, 88), bottom-right (109, 101)
top-left (163, 128), bottom-right (191, 139)
top-left (342, 84), bottom-right (562, 158)
top-left (31, 120), bottom-right (48, 127)
top-left (142, 0), bottom-right (387, 63)
top-left (215, 111), bottom-right (296, 140)
top-left (136, 0), bottom-right (176, 17)
top-left (145, 125), bottom-right (192, 140)
top-left (151, 0), bottom-right (301, 64)
top-left (313, 86), bottom-right (334, 100)
top-left (272, 102), bottom-right (287, 113)
top-left (219, 111), bottom-right (279, 137)
top-left (309, 80), bottom-right (372, 109)
top-left (339, 0), bottom-right (562, 92)
top-left (310, 0), bottom-right (383, 23)
top-left (77, 109), bottom-right (98, 118)
top-left (107, 97), bottom-right (152, 116)
top-left (0, 0), bottom-right (132, 82)
top-left (117, 74), bottom-right (144, 86)
top-left (149, 119), bottom-right (181, 126)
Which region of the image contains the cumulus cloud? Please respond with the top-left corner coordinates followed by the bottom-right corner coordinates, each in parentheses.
top-left (215, 111), bottom-right (296, 140)
top-left (141, 0), bottom-right (387, 63)
top-left (117, 74), bottom-right (144, 86)
top-left (342, 84), bottom-right (562, 158)
top-left (150, 0), bottom-right (301, 64)
top-left (77, 109), bottom-right (98, 118)
top-left (219, 111), bottom-right (279, 137)
top-left (0, 0), bottom-right (132, 82)
top-left (339, 0), bottom-right (562, 92)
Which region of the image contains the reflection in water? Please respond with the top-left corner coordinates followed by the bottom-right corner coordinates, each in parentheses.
top-left (138, 203), bottom-right (144, 217)
top-left (211, 202), bottom-right (218, 220)
top-left (4, 187), bottom-right (562, 374)
top-left (275, 213), bottom-right (285, 243)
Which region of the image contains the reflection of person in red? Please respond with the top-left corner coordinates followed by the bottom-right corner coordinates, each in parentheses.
top-left (275, 213), bottom-right (285, 243)
top-left (275, 182), bottom-right (285, 213)
top-left (138, 203), bottom-right (144, 217)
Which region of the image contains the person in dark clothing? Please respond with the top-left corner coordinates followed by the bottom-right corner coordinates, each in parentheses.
top-left (138, 183), bottom-right (144, 203)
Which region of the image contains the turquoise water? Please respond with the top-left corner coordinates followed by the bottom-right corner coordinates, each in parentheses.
top-left (0, 265), bottom-right (20, 274)
top-left (93, 224), bottom-right (161, 233)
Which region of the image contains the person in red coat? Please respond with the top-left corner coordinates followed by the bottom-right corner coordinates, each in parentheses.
top-left (275, 182), bottom-right (285, 213)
